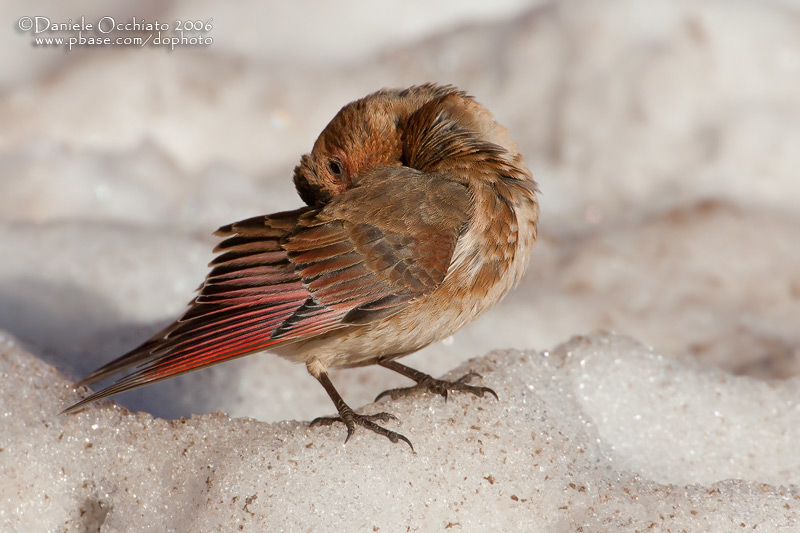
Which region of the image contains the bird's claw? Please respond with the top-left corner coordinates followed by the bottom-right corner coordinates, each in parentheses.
top-left (375, 371), bottom-right (498, 403)
top-left (310, 411), bottom-right (413, 451)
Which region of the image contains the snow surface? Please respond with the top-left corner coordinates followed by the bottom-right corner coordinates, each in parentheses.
top-left (2, 0), bottom-right (800, 530)
top-left (3, 331), bottom-right (800, 531)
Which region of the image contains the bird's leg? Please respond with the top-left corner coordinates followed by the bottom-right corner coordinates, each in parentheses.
top-left (310, 371), bottom-right (413, 450)
top-left (375, 359), bottom-right (498, 403)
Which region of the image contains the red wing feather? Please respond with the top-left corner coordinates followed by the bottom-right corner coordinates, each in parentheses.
top-left (63, 209), bottom-right (314, 413)
top-left (64, 169), bottom-right (471, 414)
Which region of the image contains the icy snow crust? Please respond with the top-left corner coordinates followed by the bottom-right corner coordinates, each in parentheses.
top-left (2, 332), bottom-right (799, 531)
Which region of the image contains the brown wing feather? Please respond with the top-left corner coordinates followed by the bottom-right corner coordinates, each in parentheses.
top-left (63, 169), bottom-right (471, 413)
top-left (277, 166), bottom-right (471, 333)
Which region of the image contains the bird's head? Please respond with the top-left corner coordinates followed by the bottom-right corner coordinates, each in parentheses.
top-left (293, 84), bottom-right (533, 207)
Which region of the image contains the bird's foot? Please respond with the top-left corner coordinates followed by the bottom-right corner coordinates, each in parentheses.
top-left (375, 371), bottom-right (498, 403)
top-left (310, 409), bottom-right (413, 451)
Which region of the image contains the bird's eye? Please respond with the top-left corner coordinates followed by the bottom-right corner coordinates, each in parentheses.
top-left (327, 159), bottom-right (343, 175)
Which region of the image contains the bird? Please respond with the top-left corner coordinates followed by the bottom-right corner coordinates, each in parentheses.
top-left (62, 84), bottom-right (540, 449)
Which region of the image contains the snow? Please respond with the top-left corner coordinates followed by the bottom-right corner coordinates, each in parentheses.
top-left (3, 332), bottom-right (799, 531)
top-left (2, 0), bottom-right (800, 530)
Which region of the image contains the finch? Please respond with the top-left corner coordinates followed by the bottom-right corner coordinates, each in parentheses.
top-left (63, 84), bottom-right (539, 449)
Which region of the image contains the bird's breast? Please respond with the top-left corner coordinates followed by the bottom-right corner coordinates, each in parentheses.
top-left (389, 176), bottom-right (539, 345)
top-left (445, 177), bottom-right (538, 297)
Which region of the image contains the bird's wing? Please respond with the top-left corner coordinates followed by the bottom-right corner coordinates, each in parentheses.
top-left (279, 166), bottom-right (472, 332)
top-left (64, 167), bottom-right (471, 413)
